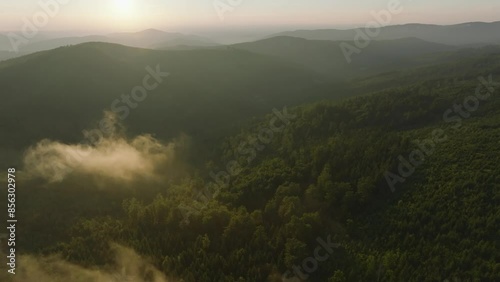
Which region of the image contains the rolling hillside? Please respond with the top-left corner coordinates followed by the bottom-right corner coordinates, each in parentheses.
top-left (8, 43), bottom-right (500, 282)
top-left (0, 42), bottom-right (325, 166)
top-left (0, 29), bottom-right (219, 60)
top-left (233, 36), bottom-right (455, 78)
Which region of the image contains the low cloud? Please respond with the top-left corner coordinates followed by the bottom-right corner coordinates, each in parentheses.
top-left (6, 244), bottom-right (173, 282)
top-left (22, 112), bottom-right (184, 183)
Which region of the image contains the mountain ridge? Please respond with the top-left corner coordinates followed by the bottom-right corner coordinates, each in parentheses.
top-left (270, 21), bottom-right (500, 46)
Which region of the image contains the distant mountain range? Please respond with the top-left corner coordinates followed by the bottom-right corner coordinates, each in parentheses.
top-left (0, 29), bottom-right (219, 60)
top-left (271, 21), bottom-right (500, 46)
top-left (1, 21), bottom-right (499, 67)
top-left (1, 21), bottom-right (499, 55)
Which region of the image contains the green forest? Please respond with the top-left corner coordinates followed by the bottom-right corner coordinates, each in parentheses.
top-left (2, 44), bottom-right (497, 282)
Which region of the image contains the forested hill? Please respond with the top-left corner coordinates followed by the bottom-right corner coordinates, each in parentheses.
top-left (0, 42), bottom-right (327, 167)
top-left (12, 46), bottom-right (500, 281)
top-left (232, 36), bottom-right (455, 78)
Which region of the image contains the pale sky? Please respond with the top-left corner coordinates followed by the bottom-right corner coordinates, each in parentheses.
top-left (0, 0), bottom-right (499, 33)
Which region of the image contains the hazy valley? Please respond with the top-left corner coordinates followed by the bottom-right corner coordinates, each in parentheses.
top-left (0, 7), bottom-right (499, 281)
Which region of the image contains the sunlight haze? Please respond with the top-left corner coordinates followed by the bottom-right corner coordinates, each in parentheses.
top-left (1, 0), bottom-right (499, 33)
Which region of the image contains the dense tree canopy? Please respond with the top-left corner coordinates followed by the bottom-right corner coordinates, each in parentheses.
top-left (12, 47), bottom-right (500, 281)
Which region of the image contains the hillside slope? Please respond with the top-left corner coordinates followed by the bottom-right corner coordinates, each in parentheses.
top-left (10, 44), bottom-right (500, 282)
top-left (0, 42), bottom-right (326, 166)
top-left (233, 36), bottom-right (455, 77)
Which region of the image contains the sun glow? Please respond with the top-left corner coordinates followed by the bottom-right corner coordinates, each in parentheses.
top-left (113, 0), bottom-right (135, 16)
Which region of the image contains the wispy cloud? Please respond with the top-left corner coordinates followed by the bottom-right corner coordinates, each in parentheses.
top-left (5, 244), bottom-right (174, 282)
top-left (22, 111), bottom-right (183, 183)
